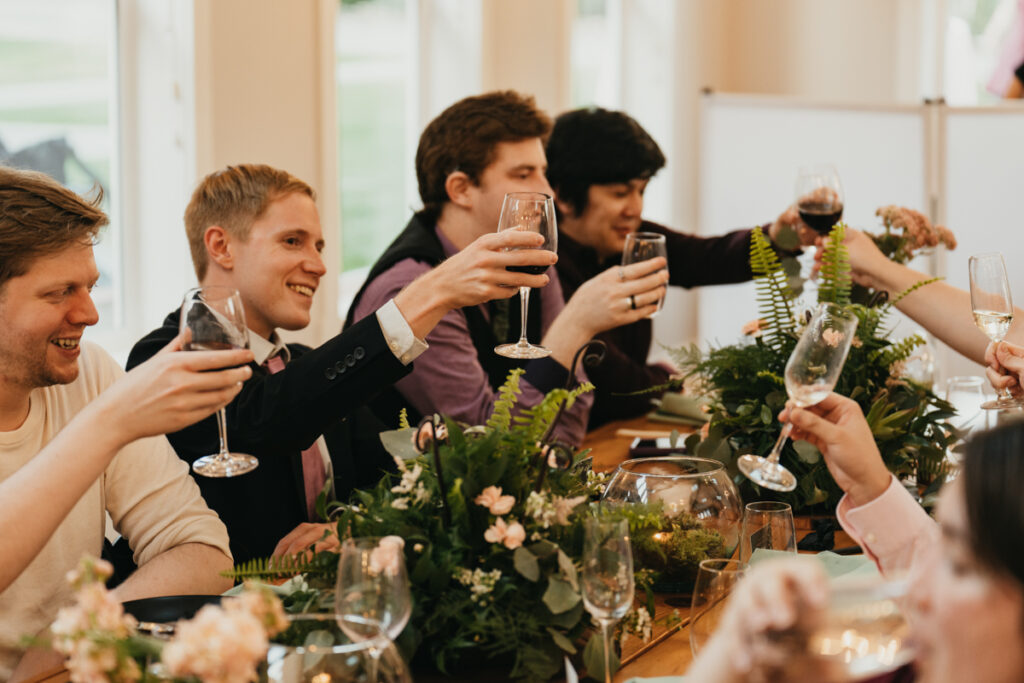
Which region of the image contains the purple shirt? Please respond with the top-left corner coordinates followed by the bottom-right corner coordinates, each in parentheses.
top-left (352, 227), bottom-right (593, 445)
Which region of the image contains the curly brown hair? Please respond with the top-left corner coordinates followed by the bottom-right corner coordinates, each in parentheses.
top-left (0, 165), bottom-right (107, 290)
top-left (415, 91), bottom-right (551, 216)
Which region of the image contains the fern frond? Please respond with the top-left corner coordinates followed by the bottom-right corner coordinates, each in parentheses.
top-left (486, 368), bottom-right (524, 431)
top-left (516, 381), bottom-right (595, 438)
top-left (817, 224), bottom-right (851, 305)
top-left (754, 369), bottom-right (786, 388)
top-left (398, 408), bottom-right (410, 430)
top-left (750, 227), bottom-right (796, 350)
top-left (870, 334), bottom-right (925, 369)
top-left (221, 553), bottom-right (332, 581)
top-left (888, 277), bottom-right (941, 308)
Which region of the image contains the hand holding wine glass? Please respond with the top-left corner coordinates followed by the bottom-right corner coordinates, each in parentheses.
top-left (795, 164), bottom-right (844, 236)
top-left (621, 232), bottom-right (669, 317)
top-left (969, 253), bottom-right (1024, 409)
top-left (738, 303), bottom-right (859, 491)
top-left (494, 192), bottom-right (557, 359)
top-left (179, 286), bottom-right (258, 477)
top-left (581, 517), bottom-right (634, 683)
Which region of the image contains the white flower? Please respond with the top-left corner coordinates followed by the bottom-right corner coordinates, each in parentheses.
top-left (551, 495), bottom-right (587, 525)
top-left (454, 568), bottom-right (502, 603)
top-left (391, 497), bottom-right (410, 510)
top-left (474, 485), bottom-right (515, 515)
top-left (369, 536), bottom-right (405, 576)
top-left (391, 463), bottom-right (423, 495)
top-left (524, 491), bottom-right (556, 528)
top-left (162, 604), bottom-right (268, 683)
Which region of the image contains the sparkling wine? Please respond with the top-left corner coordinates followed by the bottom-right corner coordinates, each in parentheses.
top-left (505, 264), bottom-right (549, 275)
top-left (973, 309), bottom-right (1013, 341)
top-left (798, 201), bottom-right (844, 235)
top-left (786, 381), bottom-right (832, 408)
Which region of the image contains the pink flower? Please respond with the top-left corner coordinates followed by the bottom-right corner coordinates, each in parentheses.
top-left (551, 495), bottom-right (587, 525)
top-left (502, 522), bottom-right (526, 549)
top-left (225, 586), bottom-right (289, 637)
top-left (474, 485), bottom-right (515, 515)
top-left (484, 517), bottom-right (509, 544)
top-left (369, 536), bottom-right (406, 576)
top-left (822, 328), bottom-right (844, 347)
top-left (162, 605), bottom-right (268, 683)
top-left (741, 319), bottom-right (767, 337)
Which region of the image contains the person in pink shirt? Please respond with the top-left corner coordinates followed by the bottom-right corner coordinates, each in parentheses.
top-left (686, 391), bottom-right (1024, 683)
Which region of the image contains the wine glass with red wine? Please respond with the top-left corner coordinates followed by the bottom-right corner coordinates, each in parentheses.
top-left (494, 192), bottom-right (557, 359)
top-left (179, 286), bottom-right (258, 477)
top-left (795, 164), bottom-right (844, 236)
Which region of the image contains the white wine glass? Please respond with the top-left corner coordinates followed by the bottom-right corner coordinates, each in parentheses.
top-left (795, 164), bottom-right (844, 236)
top-left (335, 536), bottom-right (412, 682)
top-left (690, 559), bottom-right (745, 656)
top-left (622, 232), bottom-right (669, 317)
top-left (581, 517), bottom-right (634, 683)
top-left (739, 501), bottom-right (796, 564)
top-left (968, 253), bottom-right (1024, 410)
top-left (180, 286), bottom-right (257, 477)
top-left (494, 192), bottom-right (557, 359)
top-left (738, 302), bottom-right (859, 491)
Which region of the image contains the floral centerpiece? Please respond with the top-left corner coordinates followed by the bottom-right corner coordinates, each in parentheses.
top-left (679, 221), bottom-right (959, 512)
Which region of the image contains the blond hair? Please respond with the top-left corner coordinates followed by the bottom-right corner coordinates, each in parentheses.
top-left (0, 165), bottom-right (107, 289)
top-left (184, 164), bottom-right (316, 280)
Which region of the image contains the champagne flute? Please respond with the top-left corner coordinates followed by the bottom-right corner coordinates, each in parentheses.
top-left (180, 286), bottom-right (258, 477)
top-left (494, 192), bottom-right (557, 359)
top-left (622, 232), bottom-right (669, 317)
top-left (739, 501), bottom-right (796, 564)
top-left (335, 537), bottom-right (412, 682)
top-left (738, 302), bottom-right (859, 492)
top-left (581, 517), bottom-right (634, 683)
top-left (968, 253), bottom-right (1024, 409)
top-left (689, 559), bottom-right (744, 656)
top-left (795, 164), bottom-right (844, 236)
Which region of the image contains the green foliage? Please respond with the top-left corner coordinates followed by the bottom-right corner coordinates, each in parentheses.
top-left (398, 407), bottom-right (410, 430)
top-left (681, 224), bottom-right (959, 512)
top-left (749, 226), bottom-right (796, 350)
top-left (222, 553), bottom-right (335, 582)
top-left (486, 367), bottom-right (524, 431)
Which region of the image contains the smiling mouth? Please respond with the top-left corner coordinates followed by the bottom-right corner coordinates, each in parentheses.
top-left (52, 338), bottom-right (80, 350)
top-left (288, 284), bottom-right (315, 297)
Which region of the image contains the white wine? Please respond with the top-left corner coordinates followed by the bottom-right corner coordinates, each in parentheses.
top-left (787, 382), bottom-right (832, 408)
top-left (973, 309), bottom-right (1013, 341)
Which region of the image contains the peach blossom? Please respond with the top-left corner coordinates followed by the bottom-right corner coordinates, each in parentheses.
top-left (475, 485), bottom-right (515, 515)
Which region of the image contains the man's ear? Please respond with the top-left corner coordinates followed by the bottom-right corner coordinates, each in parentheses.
top-left (204, 226), bottom-right (234, 270)
top-left (444, 171), bottom-right (474, 209)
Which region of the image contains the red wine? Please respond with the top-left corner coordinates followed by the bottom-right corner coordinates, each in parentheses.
top-left (506, 265), bottom-right (549, 276)
top-left (798, 201), bottom-right (844, 235)
top-left (184, 341), bottom-right (243, 352)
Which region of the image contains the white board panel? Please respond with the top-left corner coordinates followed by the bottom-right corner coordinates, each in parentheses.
top-left (696, 94), bottom-right (928, 350)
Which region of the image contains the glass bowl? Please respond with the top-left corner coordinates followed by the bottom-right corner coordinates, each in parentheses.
top-left (602, 456), bottom-right (743, 588)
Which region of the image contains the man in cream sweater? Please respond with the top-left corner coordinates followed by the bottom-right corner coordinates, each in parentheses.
top-left (0, 167), bottom-right (249, 680)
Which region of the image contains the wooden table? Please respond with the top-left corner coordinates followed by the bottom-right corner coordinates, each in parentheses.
top-left (581, 416), bottom-right (856, 681)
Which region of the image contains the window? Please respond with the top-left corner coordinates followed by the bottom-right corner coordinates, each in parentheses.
top-left (336, 0), bottom-right (413, 275)
top-left (570, 0), bottom-right (620, 108)
top-left (944, 0), bottom-right (1020, 104)
top-left (0, 0), bottom-right (121, 328)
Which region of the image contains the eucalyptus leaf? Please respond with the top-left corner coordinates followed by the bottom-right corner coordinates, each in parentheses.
top-left (542, 576), bottom-right (581, 614)
top-left (582, 631), bottom-right (619, 681)
top-left (792, 439), bottom-right (821, 464)
top-left (378, 427), bottom-right (420, 461)
top-left (514, 546), bottom-right (540, 582)
top-left (545, 627), bottom-right (577, 654)
top-left (549, 601), bottom-right (584, 629)
top-left (556, 549), bottom-right (578, 591)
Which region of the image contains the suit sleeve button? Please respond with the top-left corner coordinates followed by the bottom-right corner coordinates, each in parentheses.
top-left (335, 360), bottom-right (346, 373)
top-left (345, 354), bottom-right (356, 367)
top-left (353, 346), bottom-right (365, 360)
top-left (325, 367), bottom-right (337, 380)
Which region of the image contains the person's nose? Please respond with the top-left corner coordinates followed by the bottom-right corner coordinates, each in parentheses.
top-left (305, 248), bottom-right (327, 278)
top-left (69, 290), bottom-right (99, 327)
top-left (624, 189), bottom-right (643, 217)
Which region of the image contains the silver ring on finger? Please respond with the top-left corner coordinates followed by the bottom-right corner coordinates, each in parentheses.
top-left (630, 294), bottom-right (637, 310)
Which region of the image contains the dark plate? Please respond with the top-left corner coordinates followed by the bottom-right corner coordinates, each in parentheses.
top-left (122, 595), bottom-right (222, 623)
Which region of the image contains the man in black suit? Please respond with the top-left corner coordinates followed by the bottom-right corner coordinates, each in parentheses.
top-left (127, 163), bottom-right (555, 565)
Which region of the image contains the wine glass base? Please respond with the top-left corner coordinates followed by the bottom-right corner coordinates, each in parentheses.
top-left (737, 454), bottom-right (798, 492)
top-left (981, 396), bottom-right (1024, 411)
top-left (192, 453), bottom-right (259, 478)
top-left (494, 342), bottom-right (551, 359)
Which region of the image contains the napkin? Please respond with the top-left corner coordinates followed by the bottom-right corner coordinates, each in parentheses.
top-left (748, 548), bottom-right (879, 579)
top-left (647, 393), bottom-right (710, 426)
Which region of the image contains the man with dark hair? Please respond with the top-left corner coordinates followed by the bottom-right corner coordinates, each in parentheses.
top-left (0, 166), bottom-right (248, 678)
top-left (127, 163), bottom-right (553, 565)
top-left (348, 92), bottom-right (669, 444)
top-left (545, 107), bottom-right (808, 427)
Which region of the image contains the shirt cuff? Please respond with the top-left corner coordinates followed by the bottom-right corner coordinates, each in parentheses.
top-left (836, 475), bottom-right (933, 566)
top-left (375, 299), bottom-right (428, 365)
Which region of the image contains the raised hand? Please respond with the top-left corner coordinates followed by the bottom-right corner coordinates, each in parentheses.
top-left (985, 340), bottom-right (1024, 397)
top-left (560, 257), bottom-right (669, 335)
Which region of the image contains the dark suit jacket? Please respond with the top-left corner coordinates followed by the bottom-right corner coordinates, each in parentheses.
top-left (127, 311), bottom-right (411, 565)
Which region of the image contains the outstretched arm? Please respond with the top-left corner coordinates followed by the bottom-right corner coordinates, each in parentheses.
top-left (0, 337), bottom-right (251, 593)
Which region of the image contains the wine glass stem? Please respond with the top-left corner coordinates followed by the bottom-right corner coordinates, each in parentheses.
top-left (516, 286), bottom-right (531, 346)
top-left (766, 422), bottom-right (794, 465)
top-left (367, 644), bottom-right (381, 683)
top-left (214, 407), bottom-right (231, 459)
top-left (600, 618), bottom-right (613, 683)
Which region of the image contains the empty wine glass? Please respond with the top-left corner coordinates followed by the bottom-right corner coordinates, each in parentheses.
top-left (968, 253), bottom-right (1024, 410)
top-left (739, 501), bottom-right (796, 564)
top-left (494, 192), bottom-right (557, 359)
top-left (335, 537), bottom-right (412, 682)
top-left (690, 559), bottom-right (745, 656)
top-left (621, 232), bottom-right (669, 317)
top-left (180, 286), bottom-right (257, 477)
top-left (581, 517), bottom-right (634, 683)
top-left (738, 302), bottom-right (859, 492)
top-left (795, 165), bottom-right (844, 236)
